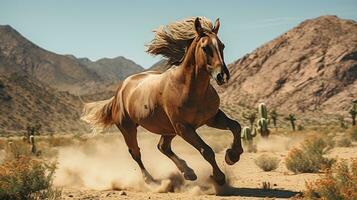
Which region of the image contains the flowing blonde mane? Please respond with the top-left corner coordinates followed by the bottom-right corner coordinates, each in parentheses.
top-left (146, 17), bottom-right (213, 64)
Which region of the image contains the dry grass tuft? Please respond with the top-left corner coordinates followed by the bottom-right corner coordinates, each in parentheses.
top-left (285, 136), bottom-right (335, 173)
top-left (304, 159), bottom-right (357, 200)
top-left (337, 137), bottom-right (352, 147)
top-left (255, 154), bottom-right (280, 171)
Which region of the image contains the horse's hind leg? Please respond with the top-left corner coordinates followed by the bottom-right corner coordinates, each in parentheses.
top-left (157, 135), bottom-right (197, 181)
top-left (116, 121), bottom-right (155, 184)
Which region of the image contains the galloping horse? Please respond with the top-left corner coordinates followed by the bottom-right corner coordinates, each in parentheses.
top-left (82, 17), bottom-right (243, 186)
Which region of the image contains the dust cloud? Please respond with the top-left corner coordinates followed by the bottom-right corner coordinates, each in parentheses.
top-left (53, 132), bottom-right (221, 194)
top-left (53, 130), bottom-right (302, 194)
top-left (256, 134), bottom-right (304, 152)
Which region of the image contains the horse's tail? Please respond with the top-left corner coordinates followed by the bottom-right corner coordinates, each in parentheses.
top-left (81, 97), bottom-right (115, 131)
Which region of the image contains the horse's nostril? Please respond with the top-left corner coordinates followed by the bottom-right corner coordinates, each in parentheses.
top-left (216, 73), bottom-right (223, 80)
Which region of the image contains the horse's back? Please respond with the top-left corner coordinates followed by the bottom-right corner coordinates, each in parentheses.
top-left (119, 70), bottom-right (168, 124)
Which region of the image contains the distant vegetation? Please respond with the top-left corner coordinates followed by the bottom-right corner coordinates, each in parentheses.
top-left (285, 114), bottom-right (297, 131)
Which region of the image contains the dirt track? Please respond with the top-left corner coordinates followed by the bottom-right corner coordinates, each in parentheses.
top-left (55, 128), bottom-right (357, 200)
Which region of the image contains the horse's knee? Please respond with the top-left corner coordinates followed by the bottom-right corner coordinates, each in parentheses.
top-left (230, 120), bottom-right (241, 133)
top-left (157, 143), bottom-right (168, 154)
top-left (157, 137), bottom-right (171, 154)
top-left (200, 145), bottom-right (215, 161)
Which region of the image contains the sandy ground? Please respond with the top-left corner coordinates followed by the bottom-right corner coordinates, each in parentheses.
top-left (51, 127), bottom-right (357, 200)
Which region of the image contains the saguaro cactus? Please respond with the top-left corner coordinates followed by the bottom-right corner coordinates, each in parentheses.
top-left (241, 126), bottom-right (257, 141)
top-left (30, 135), bottom-right (37, 155)
top-left (241, 126), bottom-right (257, 152)
top-left (349, 102), bottom-right (357, 126)
top-left (258, 103), bottom-right (268, 119)
top-left (25, 122), bottom-right (42, 143)
top-left (257, 103), bottom-right (270, 137)
top-left (270, 109), bottom-right (278, 128)
top-left (285, 114), bottom-right (297, 131)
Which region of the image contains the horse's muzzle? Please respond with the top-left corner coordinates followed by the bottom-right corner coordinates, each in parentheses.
top-left (216, 73), bottom-right (225, 85)
top-left (215, 64), bottom-right (230, 86)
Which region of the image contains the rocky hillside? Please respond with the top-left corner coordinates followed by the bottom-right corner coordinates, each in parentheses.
top-left (0, 73), bottom-right (88, 134)
top-left (79, 56), bottom-right (143, 82)
top-left (220, 16), bottom-right (357, 123)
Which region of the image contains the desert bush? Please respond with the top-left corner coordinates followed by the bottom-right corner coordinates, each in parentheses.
top-left (349, 126), bottom-right (357, 141)
top-left (5, 140), bottom-right (32, 159)
top-left (304, 159), bottom-right (357, 200)
top-left (0, 156), bottom-right (61, 200)
top-left (337, 138), bottom-right (352, 147)
top-left (255, 154), bottom-right (280, 171)
top-left (285, 136), bottom-right (335, 173)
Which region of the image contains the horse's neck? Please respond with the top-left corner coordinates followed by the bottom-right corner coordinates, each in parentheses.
top-left (176, 38), bottom-right (210, 98)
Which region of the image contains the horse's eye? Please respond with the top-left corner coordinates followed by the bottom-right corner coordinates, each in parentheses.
top-left (202, 46), bottom-right (213, 57)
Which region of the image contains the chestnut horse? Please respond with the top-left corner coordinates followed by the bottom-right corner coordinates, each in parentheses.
top-left (82, 17), bottom-right (243, 186)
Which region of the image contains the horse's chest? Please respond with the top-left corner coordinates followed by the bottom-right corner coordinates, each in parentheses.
top-left (178, 97), bottom-right (219, 126)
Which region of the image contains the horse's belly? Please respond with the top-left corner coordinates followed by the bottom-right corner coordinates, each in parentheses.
top-left (136, 107), bottom-right (175, 135)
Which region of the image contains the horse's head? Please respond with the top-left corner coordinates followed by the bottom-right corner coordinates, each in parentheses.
top-left (193, 18), bottom-right (230, 86)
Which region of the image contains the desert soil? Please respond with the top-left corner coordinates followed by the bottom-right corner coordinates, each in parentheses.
top-left (54, 127), bottom-right (357, 200)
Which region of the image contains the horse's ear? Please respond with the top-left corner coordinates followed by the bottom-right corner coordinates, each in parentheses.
top-left (212, 18), bottom-right (220, 34)
top-left (194, 17), bottom-right (205, 37)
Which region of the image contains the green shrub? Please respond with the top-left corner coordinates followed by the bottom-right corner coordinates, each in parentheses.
top-left (0, 156), bottom-right (61, 200)
top-left (337, 138), bottom-right (352, 147)
top-left (255, 154), bottom-right (280, 171)
top-left (304, 159), bottom-right (357, 200)
top-left (285, 136), bottom-right (335, 173)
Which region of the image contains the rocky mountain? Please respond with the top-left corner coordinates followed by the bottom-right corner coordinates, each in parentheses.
top-left (0, 25), bottom-right (102, 94)
top-left (220, 16), bottom-right (357, 123)
top-left (0, 25), bottom-right (142, 134)
top-left (79, 56), bottom-right (144, 82)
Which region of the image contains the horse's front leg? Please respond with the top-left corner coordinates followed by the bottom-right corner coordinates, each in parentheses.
top-left (206, 109), bottom-right (243, 165)
top-left (157, 135), bottom-right (197, 181)
top-left (173, 122), bottom-right (226, 185)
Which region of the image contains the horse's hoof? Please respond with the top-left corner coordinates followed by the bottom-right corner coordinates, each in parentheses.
top-left (142, 171), bottom-right (158, 185)
top-left (183, 170), bottom-right (197, 181)
top-left (225, 149), bottom-right (240, 165)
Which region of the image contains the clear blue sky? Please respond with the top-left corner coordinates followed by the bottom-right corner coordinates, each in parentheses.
top-left (0, 0), bottom-right (356, 68)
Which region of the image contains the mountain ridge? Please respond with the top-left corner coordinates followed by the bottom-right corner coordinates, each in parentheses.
top-left (219, 15), bottom-right (357, 123)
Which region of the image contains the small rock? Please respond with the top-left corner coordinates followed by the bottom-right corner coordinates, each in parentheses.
top-left (68, 194), bottom-right (74, 198)
top-left (119, 191), bottom-right (127, 196)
